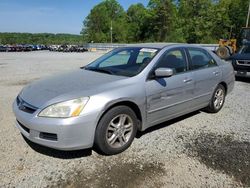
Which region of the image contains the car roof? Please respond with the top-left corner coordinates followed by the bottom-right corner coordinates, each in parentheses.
top-left (126, 43), bottom-right (207, 50)
top-left (127, 43), bottom-right (181, 49)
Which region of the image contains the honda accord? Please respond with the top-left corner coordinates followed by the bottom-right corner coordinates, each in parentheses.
top-left (13, 44), bottom-right (235, 155)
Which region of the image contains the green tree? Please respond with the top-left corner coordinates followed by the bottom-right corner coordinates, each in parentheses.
top-left (209, 0), bottom-right (232, 40)
top-left (178, 0), bottom-right (215, 43)
top-left (146, 0), bottom-right (176, 42)
top-left (127, 3), bottom-right (148, 42)
top-left (82, 0), bottom-right (127, 43)
top-left (81, 0), bottom-right (250, 44)
top-left (226, 0), bottom-right (249, 38)
top-left (0, 33), bottom-right (83, 45)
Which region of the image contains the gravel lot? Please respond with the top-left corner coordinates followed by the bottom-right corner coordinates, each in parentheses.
top-left (0, 51), bottom-right (249, 188)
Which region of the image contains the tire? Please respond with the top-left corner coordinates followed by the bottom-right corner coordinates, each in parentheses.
top-left (94, 106), bottom-right (138, 155)
top-left (216, 47), bottom-right (230, 59)
top-left (206, 84), bottom-right (226, 113)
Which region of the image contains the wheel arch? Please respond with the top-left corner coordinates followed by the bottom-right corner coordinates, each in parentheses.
top-left (219, 82), bottom-right (228, 95)
top-left (97, 100), bottom-right (143, 131)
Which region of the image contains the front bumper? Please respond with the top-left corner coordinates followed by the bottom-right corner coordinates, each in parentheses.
top-left (13, 99), bottom-right (98, 151)
top-left (232, 60), bottom-right (250, 77)
top-left (234, 70), bottom-right (250, 77)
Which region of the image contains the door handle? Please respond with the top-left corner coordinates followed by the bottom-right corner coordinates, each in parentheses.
top-left (213, 71), bottom-right (219, 76)
top-left (183, 78), bottom-right (192, 83)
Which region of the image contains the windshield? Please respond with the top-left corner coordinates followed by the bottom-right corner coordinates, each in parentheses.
top-left (84, 47), bottom-right (159, 77)
top-left (239, 45), bottom-right (250, 54)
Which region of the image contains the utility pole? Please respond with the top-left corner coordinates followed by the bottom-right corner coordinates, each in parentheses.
top-left (246, 0), bottom-right (250, 27)
top-left (110, 20), bottom-right (113, 44)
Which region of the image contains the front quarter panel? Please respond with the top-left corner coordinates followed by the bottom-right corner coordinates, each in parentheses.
top-left (81, 78), bottom-right (147, 130)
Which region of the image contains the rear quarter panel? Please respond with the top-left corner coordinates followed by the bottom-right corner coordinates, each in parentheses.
top-left (219, 60), bottom-right (235, 94)
top-left (210, 51), bottom-right (235, 94)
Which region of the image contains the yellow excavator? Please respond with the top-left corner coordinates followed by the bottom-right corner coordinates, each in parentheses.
top-left (216, 27), bottom-right (250, 59)
top-left (216, 2), bottom-right (250, 59)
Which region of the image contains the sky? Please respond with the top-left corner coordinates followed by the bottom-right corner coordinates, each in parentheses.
top-left (0, 0), bottom-right (148, 34)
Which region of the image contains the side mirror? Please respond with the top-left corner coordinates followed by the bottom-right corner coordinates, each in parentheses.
top-left (154, 68), bottom-right (174, 78)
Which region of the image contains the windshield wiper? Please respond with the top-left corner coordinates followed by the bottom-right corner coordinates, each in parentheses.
top-left (84, 67), bottom-right (114, 75)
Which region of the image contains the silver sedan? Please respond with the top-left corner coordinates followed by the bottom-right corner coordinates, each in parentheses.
top-left (13, 44), bottom-right (235, 155)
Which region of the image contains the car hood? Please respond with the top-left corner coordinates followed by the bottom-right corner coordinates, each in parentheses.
top-left (19, 69), bottom-right (127, 108)
top-left (230, 53), bottom-right (250, 60)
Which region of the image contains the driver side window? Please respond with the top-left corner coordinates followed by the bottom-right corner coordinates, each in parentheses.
top-left (155, 49), bottom-right (187, 74)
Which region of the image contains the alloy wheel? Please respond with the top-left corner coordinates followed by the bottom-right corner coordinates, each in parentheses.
top-left (106, 114), bottom-right (133, 148)
top-left (213, 88), bottom-right (224, 110)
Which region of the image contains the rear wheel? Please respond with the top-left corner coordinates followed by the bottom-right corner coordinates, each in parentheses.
top-left (206, 84), bottom-right (226, 113)
top-left (94, 106), bottom-right (138, 155)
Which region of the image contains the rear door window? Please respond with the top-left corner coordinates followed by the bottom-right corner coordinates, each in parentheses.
top-left (187, 48), bottom-right (217, 70)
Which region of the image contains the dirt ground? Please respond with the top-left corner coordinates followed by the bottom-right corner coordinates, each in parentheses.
top-left (0, 51), bottom-right (249, 188)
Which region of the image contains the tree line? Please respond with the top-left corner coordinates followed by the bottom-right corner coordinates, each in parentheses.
top-left (1, 0), bottom-right (248, 45)
top-left (82, 0), bottom-right (249, 44)
top-left (0, 33), bottom-right (83, 45)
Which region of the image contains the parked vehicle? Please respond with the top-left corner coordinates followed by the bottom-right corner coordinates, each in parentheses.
top-left (77, 46), bottom-right (88, 52)
top-left (48, 44), bottom-right (88, 52)
top-left (22, 45), bottom-right (33, 51)
top-left (30, 45), bottom-right (43, 51)
top-left (0, 44), bottom-right (48, 52)
top-left (0, 45), bottom-right (7, 52)
top-left (13, 44), bottom-right (235, 155)
top-left (6, 45), bottom-right (16, 52)
top-left (57, 44), bottom-right (68, 52)
top-left (49, 45), bottom-right (60, 51)
top-left (229, 44), bottom-right (250, 77)
top-left (63, 45), bottom-right (76, 52)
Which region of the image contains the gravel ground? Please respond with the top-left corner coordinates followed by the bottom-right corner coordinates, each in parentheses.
top-left (0, 51), bottom-right (249, 188)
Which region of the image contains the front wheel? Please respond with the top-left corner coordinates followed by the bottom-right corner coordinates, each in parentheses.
top-left (206, 84), bottom-right (226, 113)
top-left (94, 106), bottom-right (138, 155)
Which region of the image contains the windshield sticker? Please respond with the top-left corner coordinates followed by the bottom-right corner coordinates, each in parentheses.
top-left (140, 48), bottom-right (157, 53)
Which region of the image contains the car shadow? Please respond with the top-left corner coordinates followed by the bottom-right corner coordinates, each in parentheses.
top-left (236, 77), bottom-right (250, 83)
top-left (22, 135), bottom-right (92, 159)
top-left (136, 110), bottom-right (200, 138)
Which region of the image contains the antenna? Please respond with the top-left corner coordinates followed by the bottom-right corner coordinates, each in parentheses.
top-left (110, 20), bottom-right (113, 44)
top-left (246, 0), bottom-right (250, 27)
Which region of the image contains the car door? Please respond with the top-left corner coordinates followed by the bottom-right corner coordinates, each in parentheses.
top-left (145, 48), bottom-right (195, 128)
top-left (186, 47), bottom-right (222, 106)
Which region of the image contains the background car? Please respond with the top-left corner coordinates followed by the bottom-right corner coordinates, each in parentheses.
top-left (0, 45), bottom-right (7, 52)
top-left (229, 44), bottom-right (250, 77)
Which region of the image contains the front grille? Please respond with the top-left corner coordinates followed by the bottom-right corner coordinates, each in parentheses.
top-left (236, 60), bottom-right (250, 66)
top-left (39, 132), bottom-right (58, 141)
top-left (16, 96), bottom-right (38, 114)
top-left (17, 120), bottom-right (30, 133)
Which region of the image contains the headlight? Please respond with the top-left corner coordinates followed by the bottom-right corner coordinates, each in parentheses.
top-left (38, 97), bottom-right (89, 118)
